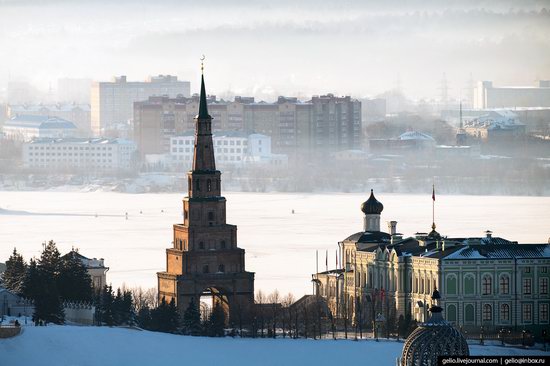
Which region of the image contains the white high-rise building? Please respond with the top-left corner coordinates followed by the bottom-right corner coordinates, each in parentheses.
top-left (473, 80), bottom-right (550, 109)
top-left (91, 75), bottom-right (190, 135)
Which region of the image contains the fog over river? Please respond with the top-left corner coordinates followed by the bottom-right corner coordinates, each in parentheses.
top-left (1, 191), bottom-right (549, 297)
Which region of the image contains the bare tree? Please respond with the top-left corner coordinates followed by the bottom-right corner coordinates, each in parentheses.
top-left (281, 292), bottom-right (295, 338)
top-left (268, 289), bottom-right (280, 338)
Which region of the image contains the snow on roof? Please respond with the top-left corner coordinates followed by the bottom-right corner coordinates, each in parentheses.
top-left (9, 103), bottom-right (90, 112)
top-left (28, 137), bottom-right (134, 145)
top-left (398, 131), bottom-right (435, 141)
top-left (5, 115), bottom-right (77, 130)
top-left (440, 244), bottom-right (550, 260)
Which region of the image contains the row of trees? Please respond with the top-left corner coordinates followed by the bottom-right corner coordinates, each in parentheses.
top-left (3, 242), bottom-right (93, 323)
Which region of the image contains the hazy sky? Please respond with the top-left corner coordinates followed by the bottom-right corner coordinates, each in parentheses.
top-left (0, 0), bottom-right (549, 101)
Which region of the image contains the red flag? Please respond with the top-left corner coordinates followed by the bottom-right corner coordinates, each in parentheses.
top-left (432, 184), bottom-right (435, 201)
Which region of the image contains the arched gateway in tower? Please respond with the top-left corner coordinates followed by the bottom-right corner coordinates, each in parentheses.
top-left (157, 66), bottom-right (255, 324)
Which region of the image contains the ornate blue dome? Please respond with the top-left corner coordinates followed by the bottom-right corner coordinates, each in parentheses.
top-left (401, 290), bottom-right (469, 366)
top-left (361, 189), bottom-right (384, 215)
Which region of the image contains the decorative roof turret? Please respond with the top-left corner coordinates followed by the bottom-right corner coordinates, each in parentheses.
top-left (400, 288), bottom-right (469, 366)
top-left (361, 189), bottom-right (384, 215)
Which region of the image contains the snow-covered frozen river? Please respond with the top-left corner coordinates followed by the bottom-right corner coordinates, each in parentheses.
top-left (1, 191), bottom-right (549, 297)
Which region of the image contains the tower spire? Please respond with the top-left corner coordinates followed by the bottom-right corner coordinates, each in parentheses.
top-left (198, 55), bottom-right (210, 119)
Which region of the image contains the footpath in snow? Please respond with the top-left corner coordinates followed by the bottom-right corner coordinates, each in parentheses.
top-left (1, 325), bottom-right (549, 366)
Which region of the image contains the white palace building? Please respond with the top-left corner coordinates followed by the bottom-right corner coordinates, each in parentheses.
top-left (314, 190), bottom-right (550, 336)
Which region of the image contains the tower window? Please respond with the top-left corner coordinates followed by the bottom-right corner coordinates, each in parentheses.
top-left (207, 179), bottom-right (212, 192)
top-left (218, 264), bottom-right (225, 273)
top-left (221, 240), bottom-right (226, 249)
top-left (195, 179), bottom-right (201, 191)
top-left (208, 212), bottom-right (214, 221)
top-left (199, 242), bottom-right (204, 250)
top-left (202, 264), bottom-right (209, 274)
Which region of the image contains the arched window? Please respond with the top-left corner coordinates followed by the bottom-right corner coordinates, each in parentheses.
top-left (482, 275), bottom-right (492, 295)
top-left (500, 275), bottom-right (510, 294)
top-left (207, 179), bottom-right (212, 192)
top-left (500, 304), bottom-right (510, 322)
top-left (199, 241), bottom-right (204, 250)
top-left (195, 179), bottom-right (201, 191)
top-left (464, 275), bottom-right (475, 295)
top-left (218, 264), bottom-right (225, 273)
top-left (208, 212), bottom-right (214, 221)
top-left (202, 264), bottom-right (209, 273)
top-left (465, 304), bottom-right (475, 322)
top-left (447, 304), bottom-right (457, 322)
top-left (183, 239), bottom-right (187, 251)
top-left (482, 304), bottom-right (492, 321)
top-left (220, 240), bottom-right (226, 249)
top-left (446, 275), bottom-right (457, 295)
top-left (216, 179), bottom-right (220, 190)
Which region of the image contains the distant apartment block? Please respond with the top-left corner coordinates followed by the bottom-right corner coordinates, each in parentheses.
top-left (7, 103), bottom-right (91, 133)
top-left (170, 131), bottom-right (287, 167)
top-left (91, 75), bottom-right (190, 136)
top-left (463, 110), bottom-right (526, 142)
top-left (22, 137), bottom-right (137, 171)
top-left (3, 115), bottom-right (78, 141)
top-left (473, 80), bottom-right (550, 109)
top-left (133, 94), bottom-right (361, 158)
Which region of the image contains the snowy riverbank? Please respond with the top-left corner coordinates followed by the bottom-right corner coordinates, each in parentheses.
top-left (1, 325), bottom-right (548, 366)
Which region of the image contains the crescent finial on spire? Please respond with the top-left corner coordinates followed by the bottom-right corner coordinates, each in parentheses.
top-left (200, 55), bottom-right (205, 73)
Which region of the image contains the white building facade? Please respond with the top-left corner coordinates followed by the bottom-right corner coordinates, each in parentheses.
top-left (22, 138), bottom-right (137, 171)
top-left (170, 131), bottom-right (287, 168)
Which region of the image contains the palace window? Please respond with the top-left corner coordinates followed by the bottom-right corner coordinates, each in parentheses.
top-left (523, 278), bottom-right (532, 294)
top-left (199, 242), bottom-right (204, 250)
top-left (446, 275), bottom-right (457, 295)
top-left (500, 275), bottom-right (510, 295)
top-left (482, 275), bottom-right (492, 295)
top-left (500, 304), bottom-right (510, 322)
top-left (218, 264), bottom-right (225, 273)
top-left (482, 304), bottom-right (492, 321)
top-left (465, 304), bottom-right (475, 322)
top-left (220, 240), bottom-right (226, 249)
top-left (208, 212), bottom-right (215, 221)
top-left (540, 278), bottom-right (548, 295)
top-left (447, 304), bottom-right (457, 322)
top-left (540, 303), bottom-right (549, 322)
top-left (202, 264), bottom-right (209, 274)
top-left (542, 267), bottom-right (548, 274)
top-left (524, 267), bottom-right (531, 273)
top-left (522, 303), bottom-right (532, 323)
top-left (464, 275), bottom-right (475, 295)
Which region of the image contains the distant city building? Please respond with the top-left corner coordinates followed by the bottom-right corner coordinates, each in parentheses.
top-left (313, 191), bottom-right (550, 335)
top-left (133, 96), bottom-right (188, 158)
top-left (63, 250), bottom-right (109, 289)
top-left (369, 131), bottom-right (436, 153)
top-left (7, 103), bottom-right (91, 133)
top-left (3, 115), bottom-right (78, 141)
top-left (473, 80), bottom-right (550, 109)
top-left (463, 110), bottom-right (526, 142)
top-left (22, 137), bottom-right (136, 171)
top-left (57, 78), bottom-right (92, 104)
top-left (91, 75), bottom-right (190, 135)
top-left (133, 94), bottom-right (361, 158)
top-left (170, 131), bottom-right (287, 168)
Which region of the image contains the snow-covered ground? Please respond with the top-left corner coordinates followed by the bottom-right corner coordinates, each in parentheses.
top-left (1, 191), bottom-right (549, 296)
top-left (0, 325), bottom-right (548, 366)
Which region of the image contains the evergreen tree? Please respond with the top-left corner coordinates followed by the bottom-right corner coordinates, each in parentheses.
top-left (22, 259), bottom-right (40, 300)
top-left (182, 298), bottom-right (202, 336)
top-left (33, 276), bottom-right (65, 324)
top-left (2, 248), bottom-right (27, 295)
top-left (58, 251), bottom-right (93, 302)
top-left (38, 241), bottom-right (62, 278)
top-left (151, 297), bottom-right (179, 333)
top-left (208, 302), bottom-right (226, 337)
top-left (99, 285), bottom-right (115, 326)
top-left (137, 306), bottom-right (152, 329)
